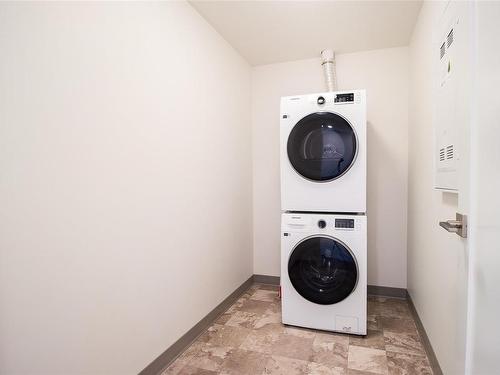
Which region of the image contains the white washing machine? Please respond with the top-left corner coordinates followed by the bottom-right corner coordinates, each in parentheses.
top-left (281, 212), bottom-right (367, 335)
top-left (280, 90), bottom-right (366, 213)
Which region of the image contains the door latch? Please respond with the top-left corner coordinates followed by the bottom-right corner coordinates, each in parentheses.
top-left (439, 213), bottom-right (467, 238)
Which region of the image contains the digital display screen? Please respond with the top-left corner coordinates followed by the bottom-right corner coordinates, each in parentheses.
top-left (335, 219), bottom-right (355, 229)
top-left (334, 93), bottom-right (354, 103)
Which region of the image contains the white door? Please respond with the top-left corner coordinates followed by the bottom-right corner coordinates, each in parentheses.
top-left (431, 2), bottom-right (473, 373)
top-left (435, 1), bottom-right (500, 374)
top-left (465, 2), bottom-right (500, 374)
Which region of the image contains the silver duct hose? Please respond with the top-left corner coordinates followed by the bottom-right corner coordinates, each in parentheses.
top-left (320, 49), bottom-right (337, 92)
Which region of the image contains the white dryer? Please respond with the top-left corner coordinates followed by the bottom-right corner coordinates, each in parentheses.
top-left (280, 90), bottom-right (366, 213)
top-left (281, 212), bottom-right (367, 335)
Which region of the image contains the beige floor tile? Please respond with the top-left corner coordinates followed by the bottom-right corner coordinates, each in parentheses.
top-left (198, 324), bottom-right (251, 348)
top-left (162, 358), bottom-right (187, 375)
top-left (240, 322), bottom-right (285, 354)
top-left (348, 369), bottom-right (381, 375)
top-left (368, 298), bottom-right (412, 319)
top-left (383, 331), bottom-right (426, 357)
top-left (284, 325), bottom-right (317, 339)
top-left (315, 331), bottom-right (350, 346)
top-left (256, 284), bottom-right (280, 291)
top-left (367, 315), bottom-right (382, 331)
top-left (307, 362), bottom-right (346, 375)
top-left (177, 342), bottom-right (232, 372)
top-left (219, 348), bottom-right (269, 375)
top-left (250, 289), bottom-right (280, 302)
top-left (176, 365), bottom-right (218, 375)
top-left (271, 330), bottom-right (315, 361)
top-left (225, 310), bottom-right (261, 329)
top-left (238, 299), bottom-right (277, 315)
top-left (263, 355), bottom-right (309, 375)
top-left (311, 332), bottom-right (349, 368)
top-left (349, 329), bottom-right (385, 350)
top-left (253, 308), bottom-right (282, 329)
top-left (379, 317), bottom-right (418, 335)
top-left (348, 345), bottom-right (388, 374)
top-left (225, 295), bottom-right (251, 315)
top-left (386, 351), bottom-right (433, 375)
top-left (214, 312), bottom-right (233, 325)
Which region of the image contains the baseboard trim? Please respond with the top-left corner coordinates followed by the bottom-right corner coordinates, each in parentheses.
top-left (407, 292), bottom-right (443, 375)
top-left (253, 274), bottom-right (280, 285)
top-left (367, 285), bottom-right (407, 299)
top-left (139, 275), bottom-right (254, 375)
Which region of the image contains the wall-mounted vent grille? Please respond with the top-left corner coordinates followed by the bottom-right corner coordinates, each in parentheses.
top-left (440, 148), bottom-right (445, 162)
top-left (440, 42), bottom-right (446, 59)
top-left (447, 29), bottom-right (454, 48)
top-left (446, 145), bottom-right (454, 160)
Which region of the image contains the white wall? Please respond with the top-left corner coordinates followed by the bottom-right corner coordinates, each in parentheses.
top-left (0, 2), bottom-right (252, 374)
top-left (252, 48), bottom-right (409, 288)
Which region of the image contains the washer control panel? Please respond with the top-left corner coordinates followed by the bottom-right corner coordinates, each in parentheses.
top-left (282, 214), bottom-right (362, 232)
top-left (335, 218), bottom-right (355, 229)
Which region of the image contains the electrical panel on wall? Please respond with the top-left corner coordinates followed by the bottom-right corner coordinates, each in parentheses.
top-left (433, 1), bottom-right (473, 193)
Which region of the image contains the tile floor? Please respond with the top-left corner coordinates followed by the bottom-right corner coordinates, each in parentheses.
top-left (163, 284), bottom-right (433, 375)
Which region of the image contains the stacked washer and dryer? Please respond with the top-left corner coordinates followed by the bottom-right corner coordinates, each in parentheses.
top-left (280, 89), bottom-right (367, 335)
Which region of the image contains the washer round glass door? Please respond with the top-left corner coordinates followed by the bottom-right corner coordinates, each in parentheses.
top-left (287, 112), bottom-right (357, 181)
top-left (288, 236), bottom-right (358, 305)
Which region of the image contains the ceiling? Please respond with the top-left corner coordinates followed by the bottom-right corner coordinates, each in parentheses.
top-left (189, 1), bottom-right (423, 66)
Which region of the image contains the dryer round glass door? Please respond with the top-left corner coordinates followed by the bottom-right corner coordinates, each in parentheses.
top-left (287, 112), bottom-right (357, 181)
top-left (288, 236), bottom-right (358, 305)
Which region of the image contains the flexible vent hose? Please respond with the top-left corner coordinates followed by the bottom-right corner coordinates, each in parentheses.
top-left (320, 49), bottom-right (337, 92)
